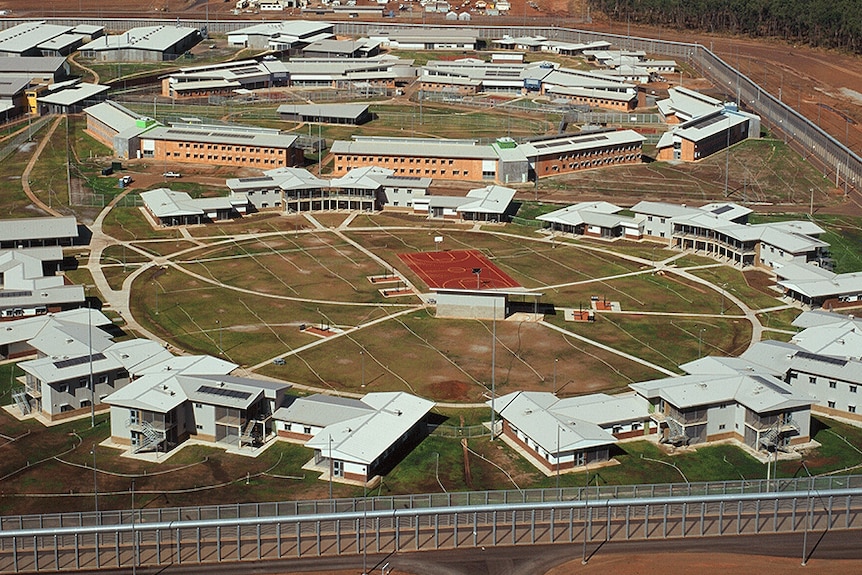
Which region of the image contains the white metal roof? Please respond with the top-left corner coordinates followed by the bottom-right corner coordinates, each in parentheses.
top-left (0, 216), bottom-right (77, 243)
top-left (37, 83), bottom-right (109, 107)
top-left (631, 372), bottom-right (813, 413)
top-left (304, 392), bottom-right (433, 465)
top-left (273, 393), bottom-right (372, 427)
top-left (83, 101), bottom-right (146, 133)
top-left (518, 130), bottom-right (644, 158)
top-left (79, 25), bottom-right (198, 53)
top-left (141, 125), bottom-right (297, 149)
top-left (490, 391), bottom-right (618, 454)
top-left (331, 137), bottom-right (499, 160)
top-left (0, 21), bottom-right (72, 54)
top-left (276, 102), bottom-right (369, 120)
top-left (456, 185), bottom-right (516, 214)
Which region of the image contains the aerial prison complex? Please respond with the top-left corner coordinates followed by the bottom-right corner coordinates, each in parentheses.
top-left (9, 284), bottom-right (862, 480)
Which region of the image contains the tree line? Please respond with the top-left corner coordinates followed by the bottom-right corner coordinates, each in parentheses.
top-left (588, 0), bottom-right (862, 53)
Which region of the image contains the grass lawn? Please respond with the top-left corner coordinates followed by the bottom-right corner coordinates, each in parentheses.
top-left (757, 308), bottom-right (802, 332)
top-left (547, 312), bottom-right (751, 372)
top-left (541, 139), bottom-right (837, 208)
top-left (0, 362), bottom-right (24, 406)
top-left (550, 271), bottom-right (734, 315)
top-left (130, 265), bottom-right (399, 365)
top-left (101, 205), bottom-right (178, 241)
top-left (102, 265), bottom-right (138, 291)
top-left (101, 244), bottom-right (151, 265)
top-left (262, 312), bottom-right (664, 401)
top-left (176, 233), bottom-right (407, 304)
top-left (132, 240), bottom-right (201, 257)
top-left (577, 238), bottom-right (679, 262)
top-left (187, 213), bottom-right (313, 237)
top-left (688, 266), bottom-right (783, 311)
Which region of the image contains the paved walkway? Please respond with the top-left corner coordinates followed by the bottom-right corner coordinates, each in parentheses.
top-left (20, 116), bottom-right (63, 217)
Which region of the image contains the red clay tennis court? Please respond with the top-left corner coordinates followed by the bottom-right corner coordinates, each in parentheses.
top-left (399, 250), bottom-right (522, 290)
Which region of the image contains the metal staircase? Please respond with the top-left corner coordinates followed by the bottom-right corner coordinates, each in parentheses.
top-left (127, 419), bottom-right (166, 453)
top-left (12, 390), bottom-right (30, 415)
top-left (760, 414), bottom-right (800, 451)
top-left (664, 417), bottom-right (687, 446)
top-left (240, 419), bottom-right (258, 446)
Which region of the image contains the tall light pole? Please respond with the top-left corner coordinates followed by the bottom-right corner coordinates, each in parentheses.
top-left (553, 357), bottom-right (558, 395)
top-left (91, 445), bottom-right (98, 515)
top-left (216, 319), bottom-right (222, 355)
top-left (87, 297), bottom-right (95, 428)
top-left (360, 349), bottom-right (365, 388)
top-left (131, 479), bottom-right (137, 575)
top-left (473, 267), bottom-right (482, 290)
top-left (698, 327), bottom-right (706, 358)
top-left (556, 425), bottom-right (561, 489)
top-left (328, 434), bottom-right (333, 500)
top-left (490, 298), bottom-right (496, 440)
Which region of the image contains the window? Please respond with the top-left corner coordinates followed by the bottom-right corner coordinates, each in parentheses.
top-left (59, 384), bottom-right (69, 393)
top-left (828, 401), bottom-right (836, 408)
top-left (195, 402), bottom-right (202, 409)
top-left (830, 381), bottom-right (837, 389)
top-left (196, 424), bottom-right (203, 430)
top-left (98, 374), bottom-right (108, 384)
top-left (809, 376), bottom-right (817, 384)
top-left (718, 424), bottom-right (726, 430)
top-left (284, 423), bottom-right (291, 431)
top-left (852, 386), bottom-right (858, 393)
top-left (303, 426), bottom-right (311, 434)
top-left (850, 405), bottom-right (857, 413)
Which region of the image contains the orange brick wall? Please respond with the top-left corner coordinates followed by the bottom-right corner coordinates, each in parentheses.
top-left (152, 139), bottom-right (303, 169)
top-left (535, 143), bottom-right (642, 178)
top-left (418, 80), bottom-right (479, 95)
top-left (544, 91), bottom-right (636, 111)
top-left (656, 146), bottom-right (674, 161)
top-left (332, 153), bottom-right (487, 181)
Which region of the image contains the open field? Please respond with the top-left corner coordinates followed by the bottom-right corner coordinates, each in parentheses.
top-left (258, 312), bottom-right (665, 400)
top-left (689, 266), bottom-right (784, 311)
top-left (177, 234), bottom-right (409, 304)
top-left (546, 312), bottom-right (751, 373)
top-left (537, 140), bottom-right (840, 210)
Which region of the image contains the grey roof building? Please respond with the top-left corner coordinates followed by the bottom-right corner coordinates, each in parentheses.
top-left (490, 391), bottom-right (651, 474)
top-left (227, 21), bottom-right (334, 50)
top-left (0, 247), bottom-right (85, 317)
top-left (631, 370), bottom-right (812, 450)
top-left (0, 56), bottom-right (69, 84)
top-left (140, 188), bottom-right (250, 227)
top-left (36, 81), bottom-right (109, 114)
top-left (0, 215), bottom-right (78, 248)
top-left (83, 100), bottom-right (156, 159)
top-left (275, 391), bottom-right (433, 486)
top-left (0, 21), bottom-right (73, 57)
top-left (79, 25), bottom-right (201, 62)
top-left (277, 102), bottom-right (371, 125)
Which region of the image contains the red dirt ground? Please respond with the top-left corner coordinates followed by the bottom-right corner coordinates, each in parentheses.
top-left (399, 249), bottom-right (522, 291)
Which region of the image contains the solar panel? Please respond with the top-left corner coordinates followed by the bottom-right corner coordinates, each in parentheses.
top-left (212, 132), bottom-right (256, 140)
top-left (711, 205), bottom-right (734, 215)
top-left (751, 374), bottom-right (791, 395)
top-left (238, 176), bottom-right (273, 182)
top-left (167, 129), bottom-right (211, 137)
top-left (795, 351), bottom-right (848, 366)
top-left (694, 114), bottom-right (727, 129)
top-left (54, 353), bottom-right (107, 369)
top-left (197, 384), bottom-right (252, 400)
